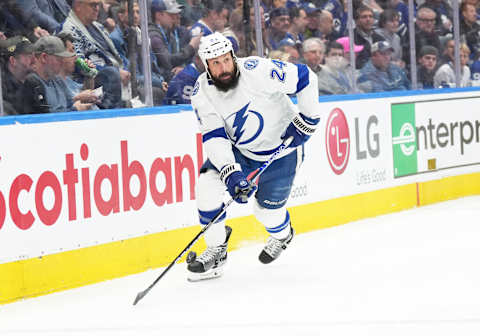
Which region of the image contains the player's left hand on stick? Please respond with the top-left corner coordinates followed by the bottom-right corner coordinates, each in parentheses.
top-left (220, 163), bottom-right (256, 204)
top-left (282, 112), bottom-right (319, 148)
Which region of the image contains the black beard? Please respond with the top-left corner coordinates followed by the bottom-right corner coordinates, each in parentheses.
top-left (210, 65), bottom-right (240, 92)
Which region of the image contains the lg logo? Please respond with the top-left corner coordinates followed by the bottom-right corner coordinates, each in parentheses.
top-left (325, 108), bottom-right (380, 175)
top-left (326, 108), bottom-right (350, 175)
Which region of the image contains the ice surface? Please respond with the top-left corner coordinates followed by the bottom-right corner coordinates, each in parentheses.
top-left (1, 196), bottom-right (480, 336)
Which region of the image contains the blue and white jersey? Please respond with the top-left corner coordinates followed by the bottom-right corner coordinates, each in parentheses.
top-left (163, 62), bottom-right (201, 105)
top-left (190, 20), bottom-right (213, 37)
top-left (191, 56), bottom-right (321, 170)
top-left (322, 0), bottom-right (347, 37)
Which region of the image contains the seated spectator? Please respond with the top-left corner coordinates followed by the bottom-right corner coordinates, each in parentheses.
top-left (97, 0), bottom-right (117, 33)
top-left (321, 0), bottom-right (348, 38)
top-left (354, 5), bottom-right (385, 69)
top-left (0, 0), bottom-right (50, 40)
top-left (267, 7), bottom-right (291, 50)
top-left (57, 31), bottom-right (100, 109)
top-left (225, 4), bottom-right (271, 57)
top-left (278, 39), bottom-right (301, 63)
top-left (386, 0), bottom-right (411, 39)
top-left (421, 0), bottom-right (453, 35)
top-left (163, 54), bottom-right (204, 105)
top-left (463, 0), bottom-right (480, 19)
top-left (60, 0), bottom-right (127, 109)
top-left (303, 2), bottom-right (322, 39)
top-left (439, 36), bottom-right (454, 65)
top-left (317, 41), bottom-right (356, 95)
top-left (21, 35), bottom-right (91, 114)
top-left (434, 43), bottom-right (472, 88)
top-left (301, 37), bottom-right (325, 73)
top-left (149, 0), bottom-right (202, 81)
top-left (461, 1), bottom-right (480, 58)
top-left (417, 45), bottom-right (439, 89)
top-left (336, 36), bottom-right (364, 66)
top-left (16, 0), bottom-right (71, 34)
top-left (461, 1), bottom-right (480, 37)
top-left (111, 0), bottom-right (167, 104)
top-left (317, 9), bottom-right (337, 43)
top-left (108, 0), bottom-right (133, 70)
top-left (376, 9), bottom-right (404, 68)
top-left (285, 6), bottom-right (308, 46)
top-left (0, 36), bottom-right (35, 115)
top-left (181, 0), bottom-right (204, 27)
top-left (190, 0), bottom-right (229, 37)
top-left (357, 40), bottom-right (410, 92)
top-left (413, 6), bottom-right (442, 64)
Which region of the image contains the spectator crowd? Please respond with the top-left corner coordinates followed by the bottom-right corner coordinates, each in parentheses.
top-left (1, 0), bottom-right (479, 115)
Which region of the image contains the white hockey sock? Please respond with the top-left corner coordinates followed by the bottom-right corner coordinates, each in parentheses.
top-left (253, 201), bottom-right (291, 240)
top-left (203, 220), bottom-right (227, 247)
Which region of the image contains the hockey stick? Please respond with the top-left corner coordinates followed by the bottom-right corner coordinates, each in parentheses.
top-left (132, 137), bottom-right (293, 306)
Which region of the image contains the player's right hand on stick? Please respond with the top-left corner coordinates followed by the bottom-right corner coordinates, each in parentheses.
top-left (220, 164), bottom-right (256, 204)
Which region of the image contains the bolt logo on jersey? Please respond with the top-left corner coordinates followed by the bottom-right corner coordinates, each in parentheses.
top-left (226, 102), bottom-right (264, 145)
top-left (244, 59), bottom-right (259, 70)
top-left (192, 81), bottom-right (199, 96)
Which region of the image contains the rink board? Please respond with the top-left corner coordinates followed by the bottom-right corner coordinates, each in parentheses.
top-left (1, 88), bottom-right (480, 304)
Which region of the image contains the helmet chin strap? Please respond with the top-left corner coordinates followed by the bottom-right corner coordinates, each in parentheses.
top-left (205, 52), bottom-right (239, 81)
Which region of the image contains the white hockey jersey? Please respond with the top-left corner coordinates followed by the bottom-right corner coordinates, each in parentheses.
top-left (191, 56), bottom-right (321, 171)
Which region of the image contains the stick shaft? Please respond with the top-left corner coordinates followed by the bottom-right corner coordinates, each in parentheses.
top-left (133, 138), bottom-right (293, 305)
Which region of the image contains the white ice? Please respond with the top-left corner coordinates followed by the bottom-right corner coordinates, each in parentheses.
top-left (1, 196), bottom-right (480, 336)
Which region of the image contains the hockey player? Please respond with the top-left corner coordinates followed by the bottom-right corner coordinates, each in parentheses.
top-left (188, 32), bottom-right (321, 281)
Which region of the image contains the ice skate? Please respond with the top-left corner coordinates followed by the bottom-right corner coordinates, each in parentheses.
top-left (187, 226), bottom-right (232, 282)
top-left (258, 227), bottom-right (294, 264)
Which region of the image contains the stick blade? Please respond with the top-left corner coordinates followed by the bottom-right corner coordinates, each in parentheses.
top-left (133, 289), bottom-right (148, 306)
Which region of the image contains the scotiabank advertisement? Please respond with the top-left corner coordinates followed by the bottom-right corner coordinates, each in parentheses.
top-left (0, 112), bottom-right (205, 263)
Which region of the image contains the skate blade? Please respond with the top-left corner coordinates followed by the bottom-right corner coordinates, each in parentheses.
top-left (187, 266), bottom-right (224, 282)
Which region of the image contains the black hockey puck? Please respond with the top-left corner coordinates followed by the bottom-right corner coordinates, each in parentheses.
top-left (186, 251), bottom-right (196, 264)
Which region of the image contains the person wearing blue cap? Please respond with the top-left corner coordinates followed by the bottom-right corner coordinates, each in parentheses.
top-left (267, 7), bottom-right (291, 50)
top-left (302, 2), bottom-right (323, 39)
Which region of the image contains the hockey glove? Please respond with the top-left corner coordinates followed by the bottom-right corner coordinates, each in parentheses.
top-left (281, 113), bottom-right (319, 148)
top-left (220, 163), bottom-right (256, 204)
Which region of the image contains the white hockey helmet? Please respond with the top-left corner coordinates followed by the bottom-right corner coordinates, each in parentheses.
top-left (198, 32), bottom-right (235, 74)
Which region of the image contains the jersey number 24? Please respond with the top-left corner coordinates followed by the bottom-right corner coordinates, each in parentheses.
top-left (270, 59), bottom-right (286, 82)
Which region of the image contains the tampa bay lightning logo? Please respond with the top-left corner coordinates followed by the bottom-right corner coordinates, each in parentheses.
top-left (244, 59), bottom-right (259, 70)
top-left (192, 81), bottom-right (199, 96)
top-left (227, 102), bottom-right (264, 145)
